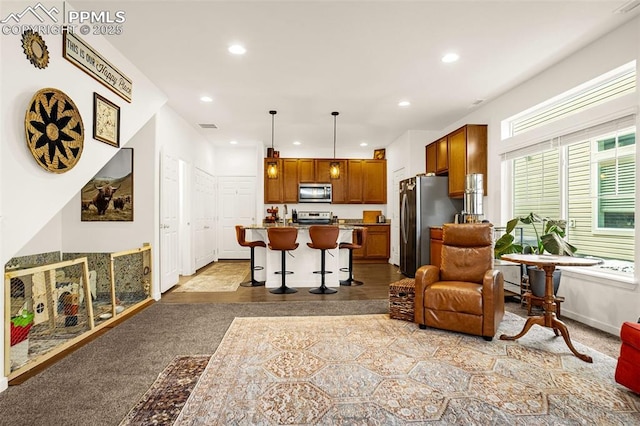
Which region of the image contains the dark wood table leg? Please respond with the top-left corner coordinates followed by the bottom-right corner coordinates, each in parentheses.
top-left (552, 316), bottom-right (593, 363)
top-left (500, 263), bottom-right (592, 362)
top-left (500, 315), bottom-right (545, 341)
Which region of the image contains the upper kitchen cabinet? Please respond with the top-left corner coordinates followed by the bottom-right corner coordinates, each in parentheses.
top-left (282, 158), bottom-right (301, 203)
top-left (315, 159), bottom-right (347, 203)
top-left (346, 159), bottom-right (364, 203)
top-left (363, 159), bottom-right (387, 203)
top-left (436, 136), bottom-right (448, 175)
top-left (298, 159), bottom-right (316, 182)
top-left (447, 124), bottom-right (487, 198)
top-left (264, 158), bottom-right (283, 203)
top-left (348, 159), bottom-right (387, 204)
top-left (265, 157), bottom-right (386, 204)
top-left (425, 143), bottom-right (437, 174)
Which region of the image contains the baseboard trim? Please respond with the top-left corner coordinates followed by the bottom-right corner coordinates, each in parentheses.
top-left (562, 308), bottom-right (620, 336)
top-left (0, 376), bottom-right (8, 393)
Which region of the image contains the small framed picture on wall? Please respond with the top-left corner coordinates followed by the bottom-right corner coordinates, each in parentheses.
top-left (373, 148), bottom-right (386, 160)
top-left (93, 92), bottom-right (120, 147)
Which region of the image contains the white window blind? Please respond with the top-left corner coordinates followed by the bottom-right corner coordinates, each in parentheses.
top-left (509, 62), bottom-right (636, 136)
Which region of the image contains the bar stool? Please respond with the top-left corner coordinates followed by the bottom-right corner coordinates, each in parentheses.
top-left (267, 227), bottom-right (299, 294)
top-left (235, 225), bottom-right (266, 287)
top-left (307, 225), bottom-right (340, 294)
top-left (339, 227), bottom-right (367, 286)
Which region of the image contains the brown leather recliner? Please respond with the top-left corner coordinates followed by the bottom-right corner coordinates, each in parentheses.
top-left (414, 223), bottom-right (504, 340)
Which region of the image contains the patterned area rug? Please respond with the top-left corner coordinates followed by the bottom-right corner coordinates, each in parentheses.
top-left (124, 313), bottom-right (640, 425)
top-left (119, 355), bottom-right (210, 425)
top-left (174, 262), bottom-right (249, 292)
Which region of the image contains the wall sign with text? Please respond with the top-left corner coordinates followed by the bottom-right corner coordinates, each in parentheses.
top-left (62, 30), bottom-right (132, 103)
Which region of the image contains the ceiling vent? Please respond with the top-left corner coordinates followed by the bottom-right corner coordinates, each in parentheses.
top-left (199, 123), bottom-right (218, 129)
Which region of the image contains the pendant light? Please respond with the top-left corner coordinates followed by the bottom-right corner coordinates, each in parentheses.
top-left (266, 110), bottom-right (278, 179)
top-left (329, 111), bottom-right (340, 179)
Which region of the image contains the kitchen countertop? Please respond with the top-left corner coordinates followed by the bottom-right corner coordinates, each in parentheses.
top-left (250, 224), bottom-right (364, 230)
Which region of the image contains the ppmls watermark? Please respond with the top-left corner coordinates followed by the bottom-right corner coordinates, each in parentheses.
top-left (1, 2), bottom-right (126, 36)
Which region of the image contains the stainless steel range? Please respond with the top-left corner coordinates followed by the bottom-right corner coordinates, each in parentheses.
top-left (296, 211), bottom-right (332, 225)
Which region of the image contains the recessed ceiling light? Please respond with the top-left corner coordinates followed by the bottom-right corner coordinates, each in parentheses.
top-left (293, 141), bottom-right (301, 145)
top-left (398, 100), bottom-right (411, 107)
top-left (360, 142), bottom-right (368, 147)
top-left (442, 53), bottom-right (459, 63)
top-left (200, 96), bottom-right (213, 103)
top-left (228, 44), bottom-right (246, 55)
top-left (229, 140), bottom-right (238, 144)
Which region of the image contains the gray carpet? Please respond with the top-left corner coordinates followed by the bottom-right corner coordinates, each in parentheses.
top-left (0, 300), bottom-right (387, 426)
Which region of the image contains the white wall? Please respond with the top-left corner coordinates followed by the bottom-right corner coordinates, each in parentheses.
top-left (1, 23), bottom-right (167, 266)
top-left (15, 213), bottom-right (62, 258)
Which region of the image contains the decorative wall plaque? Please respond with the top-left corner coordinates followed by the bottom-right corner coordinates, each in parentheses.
top-left (25, 88), bottom-right (84, 173)
top-left (21, 30), bottom-right (49, 69)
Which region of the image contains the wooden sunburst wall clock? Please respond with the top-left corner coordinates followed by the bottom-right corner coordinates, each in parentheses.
top-left (25, 88), bottom-right (84, 173)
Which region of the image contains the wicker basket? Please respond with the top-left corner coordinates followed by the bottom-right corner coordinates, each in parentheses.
top-left (389, 278), bottom-right (416, 322)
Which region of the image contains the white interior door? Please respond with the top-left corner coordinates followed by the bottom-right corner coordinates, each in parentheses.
top-left (194, 168), bottom-right (217, 270)
top-left (160, 151), bottom-right (180, 292)
top-left (219, 177), bottom-right (257, 259)
top-left (391, 167), bottom-right (408, 265)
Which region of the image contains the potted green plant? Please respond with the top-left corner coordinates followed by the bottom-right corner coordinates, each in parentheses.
top-left (495, 213), bottom-right (577, 297)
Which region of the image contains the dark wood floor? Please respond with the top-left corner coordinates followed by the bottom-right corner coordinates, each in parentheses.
top-left (161, 260), bottom-right (406, 303)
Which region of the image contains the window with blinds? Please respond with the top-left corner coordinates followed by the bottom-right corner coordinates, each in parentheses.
top-left (593, 129), bottom-right (636, 230)
top-left (510, 126), bottom-right (636, 262)
top-left (506, 61), bottom-right (636, 138)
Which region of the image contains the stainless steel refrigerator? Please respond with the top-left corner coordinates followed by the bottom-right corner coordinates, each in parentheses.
top-left (399, 175), bottom-right (463, 277)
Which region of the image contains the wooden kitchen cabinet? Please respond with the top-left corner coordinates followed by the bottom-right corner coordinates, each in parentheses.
top-left (429, 227), bottom-right (443, 268)
top-left (347, 159), bottom-right (364, 203)
top-left (265, 157), bottom-right (386, 204)
top-left (315, 159), bottom-right (347, 203)
top-left (425, 143), bottom-right (437, 174)
top-left (282, 159), bottom-right (300, 203)
top-left (436, 136), bottom-right (448, 174)
top-left (298, 159), bottom-right (315, 182)
top-left (353, 224), bottom-right (390, 263)
top-left (363, 160), bottom-right (387, 203)
top-left (264, 158), bottom-right (283, 203)
top-left (347, 159), bottom-right (387, 204)
top-left (447, 124), bottom-right (487, 198)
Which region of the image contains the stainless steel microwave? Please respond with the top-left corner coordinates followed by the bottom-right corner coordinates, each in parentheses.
top-left (298, 183), bottom-right (332, 203)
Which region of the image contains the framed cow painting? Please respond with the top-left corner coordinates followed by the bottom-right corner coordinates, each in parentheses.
top-left (81, 148), bottom-right (133, 221)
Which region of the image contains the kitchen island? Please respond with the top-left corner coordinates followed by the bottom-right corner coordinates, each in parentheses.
top-left (245, 224), bottom-right (363, 289)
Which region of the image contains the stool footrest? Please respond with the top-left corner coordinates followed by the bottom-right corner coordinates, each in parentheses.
top-left (253, 266), bottom-right (264, 271)
top-left (274, 271), bottom-right (294, 275)
top-left (313, 270), bottom-right (333, 274)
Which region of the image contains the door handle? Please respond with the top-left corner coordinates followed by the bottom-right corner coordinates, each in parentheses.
top-left (401, 193), bottom-right (408, 244)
